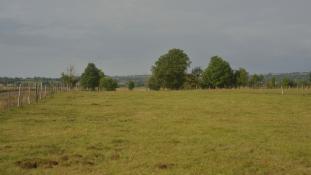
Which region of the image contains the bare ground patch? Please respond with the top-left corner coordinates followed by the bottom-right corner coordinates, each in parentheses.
top-left (15, 158), bottom-right (58, 169)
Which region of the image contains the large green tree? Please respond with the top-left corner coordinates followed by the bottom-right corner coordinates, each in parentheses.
top-left (202, 56), bottom-right (233, 88)
top-left (234, 68), bottom-right (249, 87)
top-left (80, 63), bottom-right (102, 90)
top-left (151, 49), bottom-right (191, 90)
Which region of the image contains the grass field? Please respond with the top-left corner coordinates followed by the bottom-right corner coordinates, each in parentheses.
top-left (0, 89), bottom-right (311, 175)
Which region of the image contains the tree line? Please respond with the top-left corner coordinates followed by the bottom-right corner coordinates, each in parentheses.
top-left (59, 48), bottom-right (311, 91)
top-left (60, 63), bottom-right (136, 91)
top-left (148, 48), bottom-right (311, 90)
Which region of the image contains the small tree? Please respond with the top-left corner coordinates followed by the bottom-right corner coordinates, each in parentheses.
top-left (61, 65), bottom-right (78, 89)
top-left (128, 80), bottom-right (135, 90)
top-left (80, 63), bottom-right (102, 90)
top-left (100, 77), bottom-right (118, 91)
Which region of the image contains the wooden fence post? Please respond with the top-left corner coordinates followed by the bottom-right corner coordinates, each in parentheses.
top-left (44, 85), bottom-right (47, 98)
top-left (35, 83), bottom-right (38, 103)
top-left (39, 82), bottom-right (42, 100)
top-left (17, 84), bottom-right (21, 107)
top-left (8, 89), bottom-right (11, 108)
top-left (28, 85), bottom-right (31, 104)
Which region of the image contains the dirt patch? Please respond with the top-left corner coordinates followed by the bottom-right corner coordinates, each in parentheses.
top-left (60, 155), bottom-right (69, 161)
top-left (16, 154), bottom-right (98, 169)
top-left (111, 153), bottom-right (120, 160)
top-left (156, 163), bottom-right (175, 170)
top-left (4, 145), bottom-right (12, 149)
top-left (0, 145), bottom-right (12, 150)
top-left (60, 154), bottom-right (95, 167)
top-left (87, 143), bottom-right (104, 151)
top-left (16, 158), bottom-right (58, 169)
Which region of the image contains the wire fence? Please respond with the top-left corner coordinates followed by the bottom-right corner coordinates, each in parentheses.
top-left (0, 83), bottom-right (71, 111)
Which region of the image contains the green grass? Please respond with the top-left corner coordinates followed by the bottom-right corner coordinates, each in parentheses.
top-left (0, 89), bottom-right (311, 175)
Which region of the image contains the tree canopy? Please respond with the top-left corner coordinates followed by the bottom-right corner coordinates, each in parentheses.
top-left (150, 48), bottom-right (191, 90)
top-left (128, 80), bottom-right (135, 90)
top-left (184, 67), bottom-right (203, 89)
top-left (249, 74), bottom-right (264, 88)
top-left (80, 63), bottom-right (103, 90)
top-left (202, 56), bottom-right (233, 88)
top-left (100, 77), bottom-right (118, 91)
top-left (148, 76), bottom-right (161, 91)
top-left (234, 68), bottom-right (249, 87)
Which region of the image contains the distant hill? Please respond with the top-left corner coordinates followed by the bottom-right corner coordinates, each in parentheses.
top-left (111, 75), bottom-right (150, 87)
top-left (1, 72), bottom-right (309, 87)
top-left (264, 72), bottom-right (310, 82)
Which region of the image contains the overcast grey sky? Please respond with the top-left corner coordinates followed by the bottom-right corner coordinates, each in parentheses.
top-left (0, 0), bottom-right (310, 77)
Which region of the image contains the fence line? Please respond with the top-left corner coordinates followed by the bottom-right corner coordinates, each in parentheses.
top-left (0, 83), bottom-right (70, 111)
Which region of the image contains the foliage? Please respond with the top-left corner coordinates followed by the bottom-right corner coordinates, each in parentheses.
top-left (183, 67), bottom-right (203, 89)
top-left (266, 77), bottom-right (277, 88)
top-left (112, 75), bottom-right (149, 87)
top-left (151, 48), bottom-right (191, 90)
top-left (148, 75), bottom-right (160, 90)
top-left (202, 56), bottom-right (233, 88)
top-left (282, 77), bottom-right (296, 88)
top-left (249, 74), bottom-right (264, 88)
top-left (234, 68), bottom-right (249, 87)
top-left (60, 65), bottom-right (78, 88)
top-left (80, 63), bottom-right (103, 90)
top-left (128, 80), bottom-right (135, 90)
top-left (100, 77), bottom-right (118, 91)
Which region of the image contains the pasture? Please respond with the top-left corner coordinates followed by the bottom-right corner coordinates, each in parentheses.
top-left (0, 89), bottom-right (311, 175)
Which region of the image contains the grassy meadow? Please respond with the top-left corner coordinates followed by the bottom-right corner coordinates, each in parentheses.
top-left (0, 89), bottom-right (311, 175)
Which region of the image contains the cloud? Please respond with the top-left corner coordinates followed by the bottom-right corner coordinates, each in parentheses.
top-left (0, 0), bottom-right (310, 77)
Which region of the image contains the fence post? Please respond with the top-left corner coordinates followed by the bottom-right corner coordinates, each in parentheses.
top-left (281, 86), bottom-right (284, 95)
top-left (17, 84), bottom-right (21, 107)
top-left (39, 82), bottom-right (42, 100)
top-left (28, 85), bottom-right (31, 104)
top-left (7, 90), bottom-right (10, 109)
top-left (44, 85), bottom-right (47, 98)
top-left (35, 83), bottom-right (38, 103)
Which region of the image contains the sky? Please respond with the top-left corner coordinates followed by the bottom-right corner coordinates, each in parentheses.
top-left (0, 0), bottom-right (311, 77)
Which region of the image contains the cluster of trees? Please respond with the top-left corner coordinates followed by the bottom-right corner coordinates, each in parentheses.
top-left (58, 48), bottom-right (310, 91)
top-left (147, 49), bottom-right (249, 90)
top-left (62, 63), bottom-right (136, 91)
top-left (61, 63), bottom-right (118, 91)
top-left (148, 48), bottom-right (311, 90)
